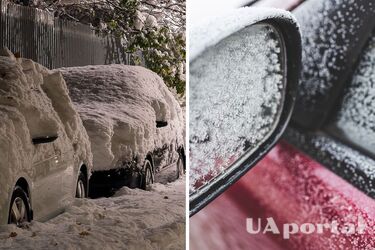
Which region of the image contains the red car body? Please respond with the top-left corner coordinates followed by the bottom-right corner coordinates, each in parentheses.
top-left (190, 1), bottom-right (375, 249)
top-left (190, 142), bottom-right (375, 249)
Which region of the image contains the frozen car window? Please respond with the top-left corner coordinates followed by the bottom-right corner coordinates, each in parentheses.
top-left (292, 0), bottom-right (375, 128)
top-left (189, 24), bottom-right (285, 192)
top-left (330, 33), bottom-right (375, 159)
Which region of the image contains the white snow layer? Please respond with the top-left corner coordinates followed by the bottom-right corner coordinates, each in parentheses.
top-left (0, 179), bottom-right (186, 250)
top-left (189, 7), bottom-right (298, 61)
top-left (57, 65), bottom-right (184, 171)
top-left (188, 0), bottom-right (255, 21)
top-left (189, 11), bottom-right (287, 192)
top-left (0, 49), bottom-right (92, 208)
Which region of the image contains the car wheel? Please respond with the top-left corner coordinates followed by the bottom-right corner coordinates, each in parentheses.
top-left (142, 160), bottom-right (154, 190)
top-left (8, 186), bottom-right (31, 226)
top-left (76, 172), bottom-right (86, 198)
top-left (176, 155), bottom-right (184, 180)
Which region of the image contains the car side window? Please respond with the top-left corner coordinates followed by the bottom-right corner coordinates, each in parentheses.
top-left (328, 31), bottom-right (375, 160)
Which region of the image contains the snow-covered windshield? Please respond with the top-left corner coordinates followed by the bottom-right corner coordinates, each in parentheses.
top-left (189, 24), bottom-right (286, 193)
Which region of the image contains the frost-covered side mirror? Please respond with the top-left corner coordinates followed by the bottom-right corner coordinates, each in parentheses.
top-left (32, 135), bottom-right (58, 145)
top-left (189, 8), bottom-right (302, 216)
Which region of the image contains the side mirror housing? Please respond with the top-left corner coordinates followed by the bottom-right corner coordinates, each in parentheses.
top-left (32, 135), bottom-right (58, 145)
top-left (156, 121), bottom-right (168, 128)
top-left (189, 8), bottom-right (302, 216)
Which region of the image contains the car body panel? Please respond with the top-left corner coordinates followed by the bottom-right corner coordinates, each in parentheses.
top-left (285, 128), bottom-right (375, 199)
top-left (1, 132), bottom-right (83, 224)
top-left (31, 140), bottom-right (76, 221)
top-left (190, 142), bottom-right (375, 250)
top-left (153, 143), bottom-right (178, 173)
top-left (31, 143), bottom-right (61, 221)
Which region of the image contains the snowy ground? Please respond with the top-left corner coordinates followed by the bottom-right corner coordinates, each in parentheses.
top-left (0, 178), bottom-right (185, 250)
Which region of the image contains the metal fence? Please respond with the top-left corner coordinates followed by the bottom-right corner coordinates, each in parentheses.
top-left (0, 0), bottom-right (133, 69)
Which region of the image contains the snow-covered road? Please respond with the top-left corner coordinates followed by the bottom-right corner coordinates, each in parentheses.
top-left (0, 178), bottom-right (185, 250)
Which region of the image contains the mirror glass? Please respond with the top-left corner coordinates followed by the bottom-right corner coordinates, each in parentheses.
top-left (189, 23), bottom-right (286, 194)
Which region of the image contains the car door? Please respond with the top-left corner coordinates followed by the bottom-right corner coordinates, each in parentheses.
top-left (32, 133), bottom-right (75, 221)
top-left (54, 138), bottom-right (75, 207)
top-left (31, 140), bottom-right (63, 221)
top-left (154, 122), bottom-right (176, 172)
top-left (153, 144), bottom-right (170, 172)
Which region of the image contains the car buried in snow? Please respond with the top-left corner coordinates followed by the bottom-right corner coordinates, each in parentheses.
top-left (0, 49), bottom-right (93, 226)
top-left (58, 65), bottom-right (186, 196)
top-left (189, 0), bottom-right (375, 249)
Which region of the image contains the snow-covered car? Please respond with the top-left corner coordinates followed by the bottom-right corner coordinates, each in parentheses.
top-left (0, 49), bottom-right (93, 226)
top-left (58, 65), bottom-right (185, 193)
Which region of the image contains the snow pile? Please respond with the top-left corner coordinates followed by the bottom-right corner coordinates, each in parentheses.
top-left (190, 15), bottom-right (286, 192)
top-left (333, 34), bottom-right (375, 157)
top-left (0, 179), bottom-right (186, 250)
top-left (57, 65), bottom-right (184, 171)
top-left (0, 48), bottom-right (92, 213)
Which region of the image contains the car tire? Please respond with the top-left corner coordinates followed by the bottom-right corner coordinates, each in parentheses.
top-left (176, 154), bottom-right (184, 180)
top-left (8, 186), bottom-right (31, 226)
top-left (141, 159), bottom-right (154, 190)
top-left (76, 172), bottom-right (87, 198)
